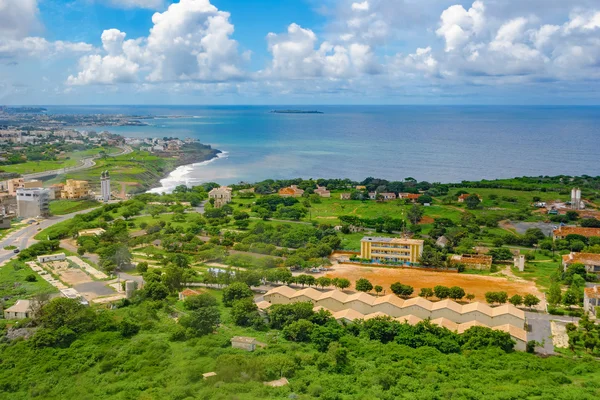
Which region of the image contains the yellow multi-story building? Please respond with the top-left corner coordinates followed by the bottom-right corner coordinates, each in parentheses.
top-left (61, 179), bottom-right (91, 199)
top-left (360, 236), bottom-right (424, 264)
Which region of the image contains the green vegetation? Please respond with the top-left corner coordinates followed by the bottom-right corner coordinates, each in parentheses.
top-left (0, 260), bottom-right (56, 307)
top-left (49, 199), bottom-right (100, 215)
top-left (1, 288), bottom-right (599, 399)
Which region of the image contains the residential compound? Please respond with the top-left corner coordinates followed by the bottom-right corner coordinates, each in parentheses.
top-left (562, 252), bottom-right (600, 277)
top-left (208, 186), bottom-right (232, 208)
top-left (16, 188), bottom-right (50, 218)
top-left (553, 226), bottom-right (600, 240)
top-left (278, 185), bottom-right (304, 197)
top-left (360, 236), bottom-right (424, 264)
top-left (262, 286), bottom-right (527, 351)
top-left (314, 186), bottom-right (331, 198)
top-left (61, 179), bottom-right (91, 199)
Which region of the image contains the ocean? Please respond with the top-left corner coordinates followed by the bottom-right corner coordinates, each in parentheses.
top-left (45, 105), bottom-right (600, 192)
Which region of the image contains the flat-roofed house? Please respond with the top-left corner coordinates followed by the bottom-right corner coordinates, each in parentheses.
top-left (553, 226), bottom-right (600, 240)
top-left (278, 185), bottom-right (304, 198)
top-left (3, 300), bottom-right (32, 320)
top-left (78, 228), bottom-right (106, 237)
top-left (360, 236), bottom-right (424, 264)
top-left (563, 252), bottom-right (600, 276)
top-left (231, 336), bottom-right (266, 351)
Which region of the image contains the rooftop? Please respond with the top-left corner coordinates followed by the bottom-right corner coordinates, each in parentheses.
top-left (553, 226), bottom-right (600, 237)
top-left (361, 236), bottom-right (424, 245)
top-left (4, 299), bottom-right (31, 313)
top-left (563, 252), bottom-right (600, 264)
top-left (584, 286), bottom-right (600, 299)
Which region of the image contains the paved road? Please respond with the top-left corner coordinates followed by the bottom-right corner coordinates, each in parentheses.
top-left (0, 207), bottom-right (102, 265)
top-left (525, 311), bottom-right (580, 355)
top-left (22, 145), bottom-right (133, 180)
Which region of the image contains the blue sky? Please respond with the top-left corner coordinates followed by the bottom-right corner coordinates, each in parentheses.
top-left (1, 0), bottom-right (600, 105)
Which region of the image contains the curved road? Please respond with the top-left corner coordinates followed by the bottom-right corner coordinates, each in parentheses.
top-left (0, 206), bottom-right (102, 265)
top-left (23, 145), bottom-right (133, 181)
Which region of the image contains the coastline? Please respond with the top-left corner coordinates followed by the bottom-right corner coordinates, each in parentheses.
top-left (148, 151), bottom-right (229, 194)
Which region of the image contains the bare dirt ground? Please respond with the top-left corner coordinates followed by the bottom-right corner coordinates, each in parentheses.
top-left (319, 262), bottom-right (544, 302)
top-left (419, 216), bottom-right (435, 225)
top-left (45, 261), bottom-right (92, 286)
top-left (551, 321), bottom-right (570, 349)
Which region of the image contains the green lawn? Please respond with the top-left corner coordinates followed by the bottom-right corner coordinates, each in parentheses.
top-left (0, 260), bottom-right (57, 307)
top-left (512, 257), bottom-right (562, 291)
top-left (0, 146), bottom-right (120, 175)
top-left (49, 199), bottom-right (100, 216)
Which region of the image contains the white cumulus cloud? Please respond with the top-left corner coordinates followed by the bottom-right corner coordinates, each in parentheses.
top-left (68, 0), bottom-right (248, 85)
top-left (98, 0), bottom-right (164, 10)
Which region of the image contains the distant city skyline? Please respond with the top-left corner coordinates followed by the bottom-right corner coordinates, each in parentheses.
top-left (1, 0), bottom-right (600, 105)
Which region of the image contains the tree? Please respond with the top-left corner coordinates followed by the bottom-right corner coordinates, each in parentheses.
top-left (488, 247), bottom-right (513, 262)
top-left (184, 293), bottom-right (218, 310)
top-left (268, 302), bottom-right (314, 329)
top-left (356, 278), bottom-right (373, 292)
top-left (563, 288), bottom-right (579, 307)
top-left (37, 298), bottom-right (96, 334)
top-left (485, 291), bottom-right (508, 305)
top-left (523, 294), bottom-right (540, 308)
top-left (465, 194), bottom-right (481, 209)
top-left (417, 194), bottom-right (433, 205)
top-left (179, 307), bottom-right (220, 337)
top-left (508, 294), bottom-right (523, 307)
top-left (407, 204), bottom-right (424, 225)
top-left (334, 278), bottom-right (351, 290)
top-left (136, 261), bottom-right (149, 273)
top-left (282, 319), bottom-right (314, 342)
top-left (419, 287), bottom-right (434, 299)
top-left (434, 285), bottom-right (450, 299)
top-left (461, 326), bottom-right (515, 353)
top-left (547, 282), bottom-right (562, 306)
top-left (230, 298), bottom-right (263, 328)
top-left (390, 282), bottom-right (414, 298)
top-left (316, 277), bottom-right (332, 289)
top-left (222, 282), bottom-right (253, 307)
top-left (448, 286), bottom-right (465, 301)
top-left (374, 285), bottom-right (383, 296)
top-left (466, 293), bottom-right (475, 302)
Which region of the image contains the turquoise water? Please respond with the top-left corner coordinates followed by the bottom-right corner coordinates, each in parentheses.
top-left (47, 105), bottom-right (600, 191)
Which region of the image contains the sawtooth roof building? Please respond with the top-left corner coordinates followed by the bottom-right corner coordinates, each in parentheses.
top-left (262, 286), bottom-right (527, 351)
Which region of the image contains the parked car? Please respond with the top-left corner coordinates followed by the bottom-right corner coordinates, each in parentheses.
top-left (13, 249), bottom-right (20, 254)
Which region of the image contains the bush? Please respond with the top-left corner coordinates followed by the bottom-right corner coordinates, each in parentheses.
top-left (222, 282), bottom-right (253, 307)
top-left (25, 274), bottom-right (37, 282)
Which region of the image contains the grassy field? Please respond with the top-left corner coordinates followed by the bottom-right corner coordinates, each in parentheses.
top-left (0, 260), bottom-right (57, 307)
top-left (45, 150), bottom-right (172, 193)
top-left (0, 146), bottom-right (119, 175)
top-left (512, 257), bottom-right (562, 291)
top-left (49, 199), bottom-right (100, 215)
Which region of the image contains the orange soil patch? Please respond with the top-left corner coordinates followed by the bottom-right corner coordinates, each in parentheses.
top-left (419, 216), bottom-right (434, 225)
top-left (321, 263), bottom-right (542, 302)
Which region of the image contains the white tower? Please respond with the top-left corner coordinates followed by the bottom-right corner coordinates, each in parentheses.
top-left (571, 188), bottom-right (582, 210)
top-left (100, 171), bottom-right (111, 203)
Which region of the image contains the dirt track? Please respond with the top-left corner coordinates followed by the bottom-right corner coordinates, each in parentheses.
top-left (321, 263), bottom-right (544, 302)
